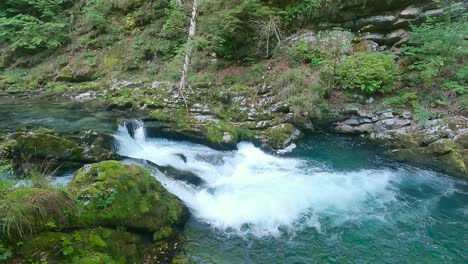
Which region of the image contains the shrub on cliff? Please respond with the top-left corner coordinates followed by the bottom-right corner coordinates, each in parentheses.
top-left (335, 52), bottom-right (398, 94)
top-left (402, 16), bottom-right (467, 95)
top-left (0, 0), bottom-right (69, 51)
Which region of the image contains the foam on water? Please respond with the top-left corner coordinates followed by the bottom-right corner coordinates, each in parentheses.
top-left (114, 121), bottom-right (400, 236)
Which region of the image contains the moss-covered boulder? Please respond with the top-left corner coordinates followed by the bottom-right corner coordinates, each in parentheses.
top-left (0, 129), bottom-right (118, 176)
top-left (67, 161), bottom-right (189, 233)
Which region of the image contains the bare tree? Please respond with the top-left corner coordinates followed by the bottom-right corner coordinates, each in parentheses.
top-left (174, 0), bottom-right (198, 114)
top-left (179, 0), bottom-right (198, 91)
top-left (253, 15), bottom-right (282, 58)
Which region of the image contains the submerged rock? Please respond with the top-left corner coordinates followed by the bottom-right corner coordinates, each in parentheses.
top-left (146, 160), bottom-right (204, 186)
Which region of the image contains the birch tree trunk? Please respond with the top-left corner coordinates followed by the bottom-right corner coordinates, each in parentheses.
top-left (179, 0), bottom-right (198, 90)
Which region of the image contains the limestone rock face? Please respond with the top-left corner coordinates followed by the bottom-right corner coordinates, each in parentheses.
top-left (321, 105), bottom-right (468, 178)
top-left (285, 0), bottom-right (465, 54)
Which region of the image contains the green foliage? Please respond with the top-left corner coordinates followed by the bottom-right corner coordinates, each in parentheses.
top-left (382, 90), bottom-right (418, 108)
top-left (402, 16), bottom-right (467, 95)
top-left (271, 66), bottom-right (327, 117)
top-left (286, 37), bottom-right (323, 68)
top-left (0, 188), bottom-right (76, 242)
top-left (284, 0), bottom-right (368, 23)
top-left (0, 0), bottom-right (68, 51)
top-left (0, 243), bottom-right (13, 261)
top-left (196, 0), bottom-right (281, 60)
top-left (336, 52), bottom-right (398, 94)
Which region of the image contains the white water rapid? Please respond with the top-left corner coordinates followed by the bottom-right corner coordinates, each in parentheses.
top-left (114, 121), bottom-right (400, 237)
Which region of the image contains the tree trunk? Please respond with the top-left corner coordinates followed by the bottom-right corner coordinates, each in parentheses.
top-left (179, 0), bottom-right (198, 91)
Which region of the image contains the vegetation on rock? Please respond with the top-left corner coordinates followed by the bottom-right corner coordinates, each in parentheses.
top-left (0, 161), bottom-right (189, 263)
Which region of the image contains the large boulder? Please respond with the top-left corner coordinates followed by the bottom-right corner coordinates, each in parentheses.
top-left (66, 161), bottom-right (189, 233)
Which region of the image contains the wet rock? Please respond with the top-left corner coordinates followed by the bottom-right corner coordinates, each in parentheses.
top-left (19, 228), bottom-right (149, 264)
top-left (264, 124), bottom-right (301, 150)
top-left (147, 160), bottom-right (203, 186)
top-left (175, 153), bottom-right (187, 163)
top-left (79, 130), bottom-right (115, 151)
top-left (385, 148), bottom-right (467, 178)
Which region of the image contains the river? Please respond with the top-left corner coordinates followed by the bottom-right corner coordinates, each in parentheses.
top-left (1, 97), bottom-right (467, 263)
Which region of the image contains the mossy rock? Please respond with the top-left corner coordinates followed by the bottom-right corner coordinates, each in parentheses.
top-left (3, 129), bottom-right (118, 175)
top-left (385, 148), bottom-right (468, 178)
top-left (56, 64), bottom-right (97, 83)
top-left (264, 123), bottom-right (301, 149)
top-left (428, 139), bottom-right (457, 155)
top-left (19, 228), bottom-right (145, 264)
top-left (67, 161), bottom-right (189, 233)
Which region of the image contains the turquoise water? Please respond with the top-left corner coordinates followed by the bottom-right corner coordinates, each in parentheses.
top-left (0, 96), bottom-right (119, 132)
top-left (180, 139), bottom-right (468, 263)
top-left (1, 97), bottom-right (467, 263)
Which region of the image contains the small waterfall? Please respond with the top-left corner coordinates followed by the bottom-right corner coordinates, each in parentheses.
top-left (123, 119), bottom-right (146, 142)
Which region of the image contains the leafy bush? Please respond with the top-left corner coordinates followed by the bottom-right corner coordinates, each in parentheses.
top-left (286, 37), bottom-right (323, 67)
top-left (0, 0), bottom-right (68, 51)
top-left (284, 0), bottom-right (369, 23)
top-left (402, 16), bottom-right (467, 94)
top-left (335, 52), bottom-right (398, 94)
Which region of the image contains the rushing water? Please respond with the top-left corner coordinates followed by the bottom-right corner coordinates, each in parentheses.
top-left (115, 122), bottom-right (468, 263)
top-left (1, 98), bottom-right (467, 263)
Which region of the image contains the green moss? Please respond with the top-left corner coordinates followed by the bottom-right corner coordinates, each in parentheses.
top-left (150, 110), bottom-right (177, 122)
top-left (45, 82), bottom-right (72, 94)
top-left (385, 147), bottom-right (468, 178)
top-left (67, 161), bottom-right (188, 232)
top-left (265, 124), bottom-right (296, 148)
top-left (3, 129), bottom-right (118, 176)
top-left (19, 228), bottom-right (145, 263)
top-left (153, 226), bottom-right (173, 242)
